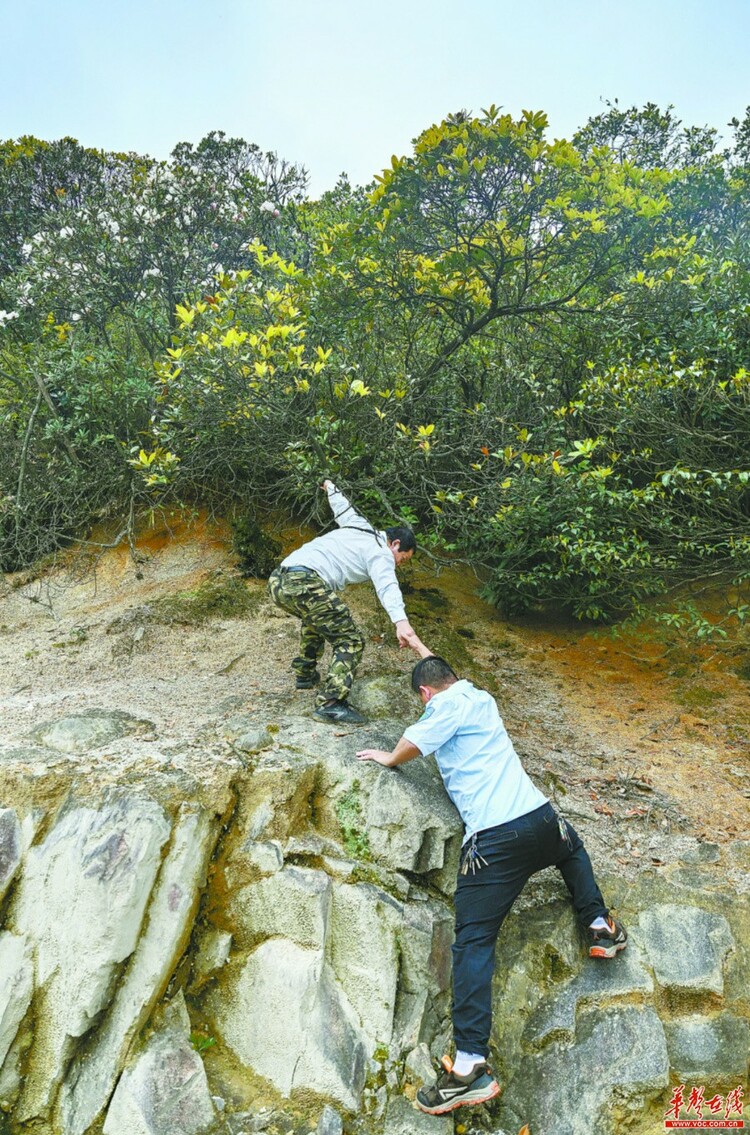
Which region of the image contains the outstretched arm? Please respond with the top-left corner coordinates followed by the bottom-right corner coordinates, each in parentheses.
top-left (356, 736), bottom-right (421, 767)
top-left (320, 482), bottom-right (431, 658)
top-left (321, 479), bottom-right (368, 528)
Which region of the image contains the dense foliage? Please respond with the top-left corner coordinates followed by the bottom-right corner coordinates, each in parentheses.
top-left (1, 106), bottom-right (749, 623)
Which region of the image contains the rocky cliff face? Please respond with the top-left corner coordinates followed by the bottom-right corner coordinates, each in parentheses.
top-left (0, 688), bottom-right (463, 1135)
top-left (0, 524), bottom-right (748, 1135)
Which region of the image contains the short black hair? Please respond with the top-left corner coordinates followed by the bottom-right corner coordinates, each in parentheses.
top-left (411, 655), bottom-right (458, 693)
top-left (386, 526), bottom-right (416, 553)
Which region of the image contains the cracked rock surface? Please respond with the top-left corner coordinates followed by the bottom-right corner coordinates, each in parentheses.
top-left (1, 516), bottom-right (748, 1134)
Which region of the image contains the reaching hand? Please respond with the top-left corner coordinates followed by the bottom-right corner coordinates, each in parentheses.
top-left (395, 620), bottom-right (417, 649)
top-left (321, 478), bottom-right (335, 492)
top-left (395, 621), bottom-right (432, 656)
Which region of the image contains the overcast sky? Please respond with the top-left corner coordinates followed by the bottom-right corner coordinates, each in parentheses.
top-left (2, 0), bottom-right (749, 195)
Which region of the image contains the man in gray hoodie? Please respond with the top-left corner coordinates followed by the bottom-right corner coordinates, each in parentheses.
top-left (268, 480), bottom-right (422, 723)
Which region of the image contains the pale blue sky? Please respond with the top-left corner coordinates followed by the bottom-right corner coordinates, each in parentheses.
top-left (2, 0), bottom-right (748, 195)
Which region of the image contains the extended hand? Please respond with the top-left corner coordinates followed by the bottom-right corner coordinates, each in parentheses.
top-left (395, 621), bottom-right (432, 656)
top-left (321, 478), bottom-right (335, 492)
top-left (395, 620), bottom-right (417, 649)
top-left (356, 737), bottom-right (420, 767)
top-left (356, 749), bottom-right (393, 765)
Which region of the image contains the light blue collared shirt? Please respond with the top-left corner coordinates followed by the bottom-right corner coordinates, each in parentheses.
top-left (403, 679), bottom-right (547, 843)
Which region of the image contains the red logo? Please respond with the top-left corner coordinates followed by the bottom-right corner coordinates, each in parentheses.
top-left (664, 1085), bottom-right (745, 1129)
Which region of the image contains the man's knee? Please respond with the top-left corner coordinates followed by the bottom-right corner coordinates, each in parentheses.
top-left (329, 622), bottom-right (365, 657)
top-left (349, 627), bottom-right (366, 659)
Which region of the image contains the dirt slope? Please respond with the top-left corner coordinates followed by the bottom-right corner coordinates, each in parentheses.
top-left (1, 512), bottom-right (747, 874)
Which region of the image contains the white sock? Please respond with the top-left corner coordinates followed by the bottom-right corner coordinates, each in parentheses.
top-left (589, 916), bottom-right (611, 931)
top-left (453, 1050), bottom-right (485, 1076)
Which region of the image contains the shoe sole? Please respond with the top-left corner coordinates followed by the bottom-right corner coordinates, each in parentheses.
top-left (416, 1081), bottom-right (500, 1115)
top-left (590, 941), bottom-right (627, 959)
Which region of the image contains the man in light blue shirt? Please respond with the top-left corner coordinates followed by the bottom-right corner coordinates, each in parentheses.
top-left (402, 676), bottom-right (548, 842)
top-left (357, 655), bottom-right (627, 1116)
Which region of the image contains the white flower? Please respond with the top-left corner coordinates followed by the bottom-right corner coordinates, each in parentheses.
top-left (260, 201), bottom-right (280, 217)
top-left (70, 313), bottom-right (82, 321)
top-left (59, 226), bottom-right (74, 238)
top-left (0, 310), bottom-right (19, 325)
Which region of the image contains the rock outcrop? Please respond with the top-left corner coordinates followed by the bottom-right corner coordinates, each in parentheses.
top-left (1, 681), bottom-right (748, 1135)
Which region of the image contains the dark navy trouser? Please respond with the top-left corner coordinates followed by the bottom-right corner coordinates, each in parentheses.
top-left (452, 801), bottom-right (608, 1057)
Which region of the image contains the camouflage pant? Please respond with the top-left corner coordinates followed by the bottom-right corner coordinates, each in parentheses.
top-left (268, 567), bottom-right (365, 705)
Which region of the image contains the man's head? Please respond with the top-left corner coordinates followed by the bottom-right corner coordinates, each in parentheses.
top-left (386, 526), bottom-right (416, 567)
top-left (411, 655), bottom-right (458, 704)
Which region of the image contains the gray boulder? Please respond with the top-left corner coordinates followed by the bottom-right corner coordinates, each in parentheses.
top-left (403, 1042), bottom-right (435, 1087)
top-left (30, 709), bottom-right (155, 753)
top-left (393, 897), bottom-right (453, 1053)
top-left (11, 794), bottom-right (171, 1122)
top-left (500, 1005), bottom-right (669, 1135)
top-left (242, 716), bottom-right (463, 887)
top-left (190, 928), bottom-right (233, 991)
top-left (639, 904), bottom-right (734, 994)
top-left (209, 939), bottom-right (367, 1110)
top-left (58, 804), bottom-right (216, 1135)
top-left (665, 1013), bottom-right (750, 1081)
top-left (350, 675), bottom-right (415, 721)
top-left (524, 940), bottom-right (653, 1048)
top-left (231, 865), bottom-right (331, 951)
top-left (240, 840), bottom-right (284, 876)
top-left (382, 1095), bottom-right (453, 1135)
top-left (361, 763), bottom-right (462, 882)
top-left (329, 881), bottom-right (402, 1047)
top-left (230, 751), bottom-right (320, 845)
top-left (316, 1104), bottom-right (344, 1135)
top-left (103, 996), bottom-right (215, 1135)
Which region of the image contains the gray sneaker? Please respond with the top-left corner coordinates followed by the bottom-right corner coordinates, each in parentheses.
top-left (589, 917), bottom-right (628, 959)
top-left (416, 1056), bottom-right (500, 1115)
